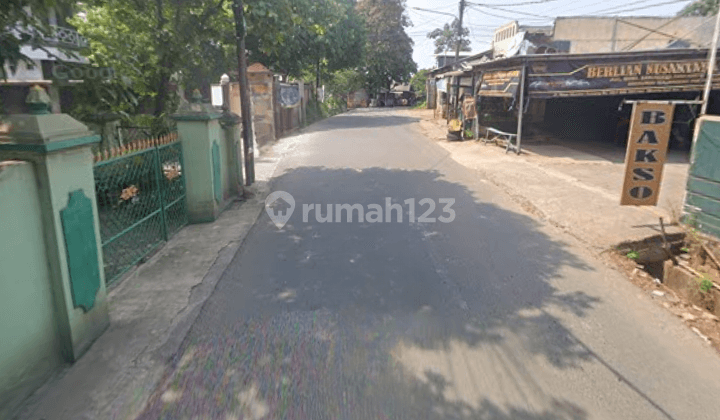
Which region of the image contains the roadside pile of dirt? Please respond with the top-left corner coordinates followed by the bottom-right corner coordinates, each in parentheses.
top-left (611, 230), bottom-right (720, 352)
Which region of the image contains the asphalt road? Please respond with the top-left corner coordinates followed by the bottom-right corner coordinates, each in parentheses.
top-left (139, 109), bottom-right (720, 420)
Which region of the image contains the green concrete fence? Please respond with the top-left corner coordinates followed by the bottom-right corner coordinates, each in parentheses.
top-left (0, 87), bottom-right (110, 417)
top-left (0, 161), bottom-right (65, 418)
top-left (0, 87), bottom-right (245, 417)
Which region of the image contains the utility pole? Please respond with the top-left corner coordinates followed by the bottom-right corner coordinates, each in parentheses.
top-left (454, 0), bottom-right (466, 62)
top-left (702, 10), bottom-right (720, 115)
top-left (231, 0), bottom-right (255, 185)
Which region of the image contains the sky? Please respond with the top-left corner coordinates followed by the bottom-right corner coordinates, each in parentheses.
top-left (406, 0), bottom-right (696, 70)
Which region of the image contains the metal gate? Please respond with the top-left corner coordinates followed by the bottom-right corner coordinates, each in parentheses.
top-left (93, 133), bottom-right (187, 284)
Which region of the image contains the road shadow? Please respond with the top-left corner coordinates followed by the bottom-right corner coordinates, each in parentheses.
top-left (135, 166), bottom-right (673, 420)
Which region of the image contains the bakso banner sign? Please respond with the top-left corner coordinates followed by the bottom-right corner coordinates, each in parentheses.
top-left (478, 69), bottom-right (521, 97)
top-left (528, 59), bottom-right (720, 97)
top-left (621, 102), bottom-right (675, 206)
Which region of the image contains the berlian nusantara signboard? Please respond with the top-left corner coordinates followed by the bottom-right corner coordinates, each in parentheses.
top-left (479, 69), bottom-right (521, 97)
top-left (528, 59), bottom-right (720, 98)
top-left (620, 101), bottom-right (675, 206)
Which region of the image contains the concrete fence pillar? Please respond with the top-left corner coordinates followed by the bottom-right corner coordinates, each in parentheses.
top-left (220, 112), bottom-right (244, 198)
top-left (247, 63), bottom-right (276, 149)
top-left (171, 90), bottom-right (226, 223)
top-left (0, 86), bottom-right (109, 362)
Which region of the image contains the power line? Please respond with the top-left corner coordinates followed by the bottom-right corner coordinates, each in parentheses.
top-left (543, 0), bottom-right (617, 15)
top-left (597, 0), bottom-right (692, 15)
top-left (468, 0), bottom-right (559, 6)
top-left (467, 4), bottom-right (552, 21)
top-left (591, 0), bottom-right (666, 15)
top-left (672, 15), bottom-right (716, 47)
top-left (472, 4), bottom-right (553, 19)
top-left (409, 7), bottom-right (456, 18)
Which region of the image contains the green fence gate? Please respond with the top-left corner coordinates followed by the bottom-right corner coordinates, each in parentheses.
top-left (93, 134), bottom-right (187, 284)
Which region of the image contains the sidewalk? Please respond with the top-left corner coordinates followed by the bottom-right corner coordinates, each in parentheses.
top-left (408, 109), bottom-right (687, 251)
top-left (12, 131), bottom-right (301, 420)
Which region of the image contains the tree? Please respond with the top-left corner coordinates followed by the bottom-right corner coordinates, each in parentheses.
top-left (679, 0), bottom-right (718, 16)
top-left (427, 18), bottom-right (470, 55)
top-left (72, 0), bottom-right (365, 122)
top-left (357, 0), bottom-right (417, 94)
top-left (72, 0), bottom-right (234, 119)
top-left (410, 69), bottom-right (429, 94)
top-left (1, 0), bottom-right (75, 79)
top-left (255, 0), bottom-right (365, 83)
top-left (326, 68), bottom-right (365, 100)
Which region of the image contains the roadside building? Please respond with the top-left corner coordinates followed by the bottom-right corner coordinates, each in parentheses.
top-left (553, 16), bottom-right (714, 54)
top-left (435, 53), bottom-right (473, 68)
top-left (429, 16), bottom-right (720, 153)
top-left (1, 5), bottom-right (89, 114)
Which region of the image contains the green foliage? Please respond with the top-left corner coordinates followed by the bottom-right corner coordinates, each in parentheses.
top-left (246, 0), bottom-right (365, 79)
top-left (681, 247), bottom-right (690, 253)
top-left (71, 0), bottom-right (233, 117)
top-left (679, 0), bottom-right (718, 16)
top-left (324, 95), bottom-right (347, 115)
top-left (326, 68), bottom-right (365, 99)
top-left (412, 100), bottom-right (427, 109)
top-left (427, 18), bottom-right (471, 55)
top-left (684, 212), bottom-right (699, 229)
top-left (626, 250), bottom-right (640, 260)
top-left (69, 0), bottom-right (365, 119)
top-left (305, 97), bottom-right (326, 125)
top-left (698, 273), bottom-right (714, 293)
top-left (410, 69), bottom-right (429, 95)
top-left (357, 0), bottom-right (417, 94)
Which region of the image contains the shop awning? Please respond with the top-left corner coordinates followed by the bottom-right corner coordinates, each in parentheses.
top-left (472, 48), bottom-right (720, 99)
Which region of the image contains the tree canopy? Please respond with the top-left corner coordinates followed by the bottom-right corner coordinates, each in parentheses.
top-left (357, 0), bottom-right (417, 94)
top-left (245, 0), bottom-right (365, 79)
top-left (68, 0), bottom-right (369, 117)
top-left (72, 0), bottom-right (234, 117)
top-left (679, 0), bottom-right (719, 16)
top-left (410, 69), bottom-right (429, 94)
top-left (427, 18), bottom-right (471, 55)
top-left (11, 0), bottom-right (416, 117)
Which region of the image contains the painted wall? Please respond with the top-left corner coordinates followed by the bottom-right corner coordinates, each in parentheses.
top-left (685, 118), bottom-right (720, 239)
top-left (0, 161), bottom-right (63, 418)
top-left (177, 120), bottom-right (219, 222)
top-left (554, 17), bottom-right (713, 54)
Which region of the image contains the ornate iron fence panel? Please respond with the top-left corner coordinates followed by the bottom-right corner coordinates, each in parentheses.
top-left (157, 141), bottom-right (188, 237)
top-left (93, 134), bottom-right (187, 284)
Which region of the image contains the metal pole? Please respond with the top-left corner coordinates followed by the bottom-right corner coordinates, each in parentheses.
top-left (232, 0), bottom-right (255, 185)
top-left (454, 0), bottom-right (466, 61)
top-left (514, 65), bottom-right (526, 155)
top-left (701, 10), bottom-right (720, 115)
